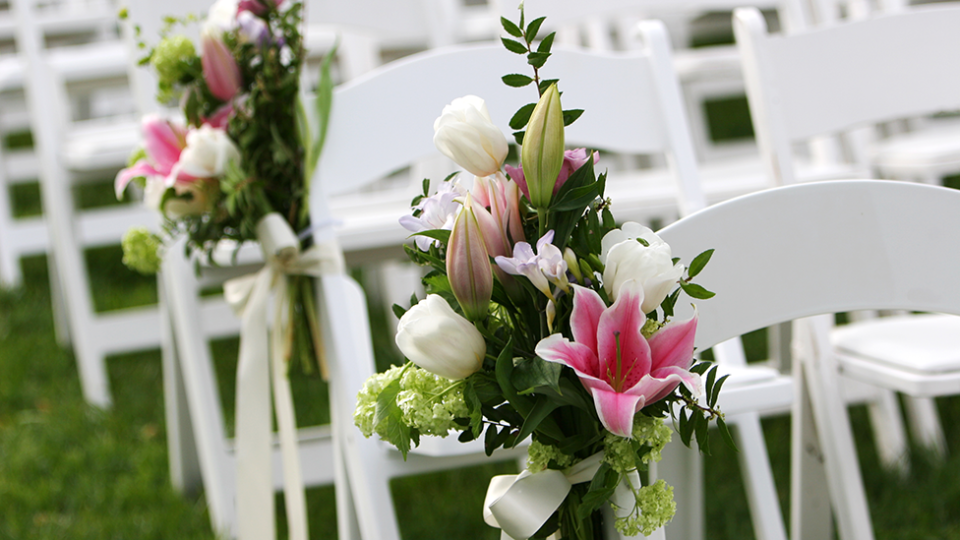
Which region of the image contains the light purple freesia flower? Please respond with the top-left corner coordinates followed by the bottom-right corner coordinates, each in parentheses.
top-left (399, 180), bottom-right (465, 251)
top-left (495, 230), bottom-right (568, 297)
top-left (535, 282), bottom-right (702, 437)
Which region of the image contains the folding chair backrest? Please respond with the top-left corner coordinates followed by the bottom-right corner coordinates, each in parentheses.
top-left (315, 26), bottom-right (705, 214)
top-left (734, 5), bottom-right (960, 184)
top-left (658, 180), bottom-right (960, 349)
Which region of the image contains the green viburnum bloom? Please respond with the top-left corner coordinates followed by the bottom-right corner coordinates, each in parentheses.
top-left (603, 416), bottom-right (672, 474)
top-left (396, 367), bottom-right (469, 436)
top-left (354, 364), bottom-right (405, 438)
top-left (121, 227), bottom-right (163, 275)
top-left (615, 479), bottom-right (676, 537)
top-left (151, 35), bottom-right (197, 99)
top-left (526, 440), bottom-right (575, 472)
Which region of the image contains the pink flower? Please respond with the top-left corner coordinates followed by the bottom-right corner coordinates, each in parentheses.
top-left (535, 282), bottom-right (702, 437)
top-left (115, 115), bottom-right (189, 198)
top-left (446, 193), bottom-right (493, 321)
top-left (238, 0), bottom-right (280, 14)
top-left (201, 34), bottom-right (242, 101)
top-left (495, 230), bottom-right (566, 298)
top-left (203, 102), bottom-right (234, 129)
top-left (504, 148), bottom-right (599, 201)
top-left (472, 172), bottom-right (525, 256)
top-left (399, 179), bottom-right (464, 251)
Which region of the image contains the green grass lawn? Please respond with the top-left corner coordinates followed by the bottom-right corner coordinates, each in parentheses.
top-left (2, 251), bottom-right (960, 539)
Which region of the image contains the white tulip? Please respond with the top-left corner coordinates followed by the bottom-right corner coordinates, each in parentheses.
top-left (433, 95), bottom-right (508, 177)
top-left (395, 294), bottom-right (486, 380)
top-left (203, 0), bottom-right (239, 37)
top-left (601, 222), bottom-right (685, 314)
top-left (173, 125), bottom-right (241, 182)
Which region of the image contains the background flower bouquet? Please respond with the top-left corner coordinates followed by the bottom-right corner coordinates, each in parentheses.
top-left (355, 10), bottom-right (730, 540)
top-left (116, 0), bottom-right (334, 375)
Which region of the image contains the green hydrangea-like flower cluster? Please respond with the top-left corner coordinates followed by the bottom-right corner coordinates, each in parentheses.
top-left (526, 440), bottom-right (575, 472)
top-left (353, 364), bottom-right (405, 438)
top-left (121, 227), bottom-right (163, 275)
top-left (151, 35), bottom-right (196, 101)
top-left (603, 416), bottom-right (672, 474)
top-left (396, 367), bottom-right (469, 437)
top-left (615, 479), bottom-right (676, 537)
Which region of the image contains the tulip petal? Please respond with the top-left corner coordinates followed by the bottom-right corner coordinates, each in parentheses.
top-left (535, 334), bottom-right (599, 379)
top-left (648, 311), bottom-right (698, 371)
top-left (596, 281), bottom-right (650, 389)
top-left (570, 285), bottom-right (605, 353)
top-left (592, 386), bottom-right (643, 438)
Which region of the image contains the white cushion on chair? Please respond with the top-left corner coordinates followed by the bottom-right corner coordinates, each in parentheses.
top-left (832, 313), bottom-right (960, 375)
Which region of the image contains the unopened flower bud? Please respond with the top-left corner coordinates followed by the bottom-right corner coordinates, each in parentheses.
top-left (564, 248), bottom-right (582, 283)
top-left (521, 84), bottom-right (565, 208)
top-left (446, 193), bottom-right (493, 321)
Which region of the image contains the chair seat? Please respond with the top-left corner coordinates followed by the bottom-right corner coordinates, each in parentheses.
top-left (834, 313), bottom-right (960, 397)
top-left (870, 119), bottom-right (960, 176)
top-left (833, 313), bottom-right (960, 374)
top-left (62, 116), bottom-right (140, 171)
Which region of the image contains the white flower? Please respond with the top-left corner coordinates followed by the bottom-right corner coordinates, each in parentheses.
top-left (171, 125), bottom-right (241, 183)
top-left (495, 230), bottom-right (568, 297)
top-left (395, 295), bottom-right (486, 380)
top-left (601, 222), bottom-right (684, 314)
top-left (203, 0), bottom-right (239, 37)
top-left (433, 95), bottom-right (508, 177)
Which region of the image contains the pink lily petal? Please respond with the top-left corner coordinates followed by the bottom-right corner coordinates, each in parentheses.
top-left (115, 160), bottom-right (163, 198)
top-left (142, 116), bottom-right (186, 174)
top-left (596, 282), bottom-right (650, 390)
top-left (644, 366), bottom-right (704, 404)
top-left (204, 103), bottom-right (234, 129)
top-left (535, 334), bottom-right (599, 379)
top-left (592, 386), bottom-right (643, 438)
top-left (202, 35), bottom-right (242, 101)
top-left (570, 285), bottom-right (605, 354)
top-left (504, 163), bottom-right (529, 200)
top-left (648, 311), bottom-right (698, 371)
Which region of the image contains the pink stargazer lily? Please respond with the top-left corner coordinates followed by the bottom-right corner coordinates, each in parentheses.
top-left (535, 281), bottom-right (702, 437)
top-left (115, 115), bottom-right (190, 198)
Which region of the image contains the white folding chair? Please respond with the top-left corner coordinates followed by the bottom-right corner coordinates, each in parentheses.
top-left (657, 179), bottom-right (960, 540)
top-left (735, 4), bottom-right (960, 466)
top-left (11, 0), bottom-right (158, 407)
top-left (0, 0), bottom-right (128, 288)
top-left (310, 20), bottom-right (795, 540)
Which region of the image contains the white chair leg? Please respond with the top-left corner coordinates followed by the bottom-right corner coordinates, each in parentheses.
top-left (656, 438), bottom-right (703, 540)
top-left (729, 411), bottom-right (788, 540)
top-left (862, 382), bottom-right (909, 473)
top-left (161, 285), bottom-right (203, 494)
top-left (793, 315), bottom-right (875, 540)
top-left (790, 354), bottom-right (833, 540)
top-left (903, 396), bottom-right (947, 458)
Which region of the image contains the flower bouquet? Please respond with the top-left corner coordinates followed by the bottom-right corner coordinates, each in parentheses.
top-left (116, 0), bottom-right (335, 375)
top-left (114, 2), bottom-right (336, 538)
top-left (354, 9), bottom-right (730, 540)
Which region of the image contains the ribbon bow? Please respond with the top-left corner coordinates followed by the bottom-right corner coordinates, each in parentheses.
top-left (483, 452), bottom-right (646, 540)
top-left (223, 213), bottom-right (344, 540)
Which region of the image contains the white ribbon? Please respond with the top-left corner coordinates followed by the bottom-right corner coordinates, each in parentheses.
top-left (483, 452), bottom-right (641, 540)
top-left (224, 213), bottom-right (344, 540)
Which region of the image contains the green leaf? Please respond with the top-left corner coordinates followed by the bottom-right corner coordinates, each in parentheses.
top-left (527, 51), bottom-right (551, 69)
top-left (513, 130), bottom-right (525, 145)
top-left (422, 177), bottom-right (430, 197)
top-left (374, 377), bottom-right (411, 458)
top-left (661, 288), bottom-right (680, 318)
top-left (695, 414), bottom-right (710, 455)
top-left (538, 31), bottom-right (556, 54)
top-left (464, 378), bottom-right (484, 438)
top-left (513, 396), bottom-right (559, 446)
top-left (391, 303), bottom-right (406, 320)
top-left (502, 73), bottom-right (535, 88)
top-left (484, 423), bottom-right (499, 456)
top-left (717, 417), bottom-right (738, 452)
top-left (562, 109), bottom-right (584, 126)
top-left (310, 39), bottom-right (336, 174)
top-left (688, 249), bottom-right (714, 279)
top-left (509, 103), bottom-right (537, 130)
top-left (501, 37), bottom-right (528, 55)
top-left (511, 356), bottom-right (562, 394)
top-left (679, 281), bottom-right (716, 300)
top-left (679, 410), bottom-right (694, 447)
top-left (577, 463), bottom-right (619, 521)
top-left (711, 374), bottom-right (730, 409)
top-left (410, 229), bottom-right (450, 245)
top-left (501, 16), bottom-right (523, 38)
top-left (538, 78), bottom-right (559, 94)
top-left (526, 16), bottom-right (546, 42)
top-left (705, 364), bottom-right (717, 403)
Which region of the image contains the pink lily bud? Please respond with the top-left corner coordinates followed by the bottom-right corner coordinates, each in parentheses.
top-left (446, 193), bottom-right (493, 321)
top-left (201, 34), bottom-right (242, 102)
